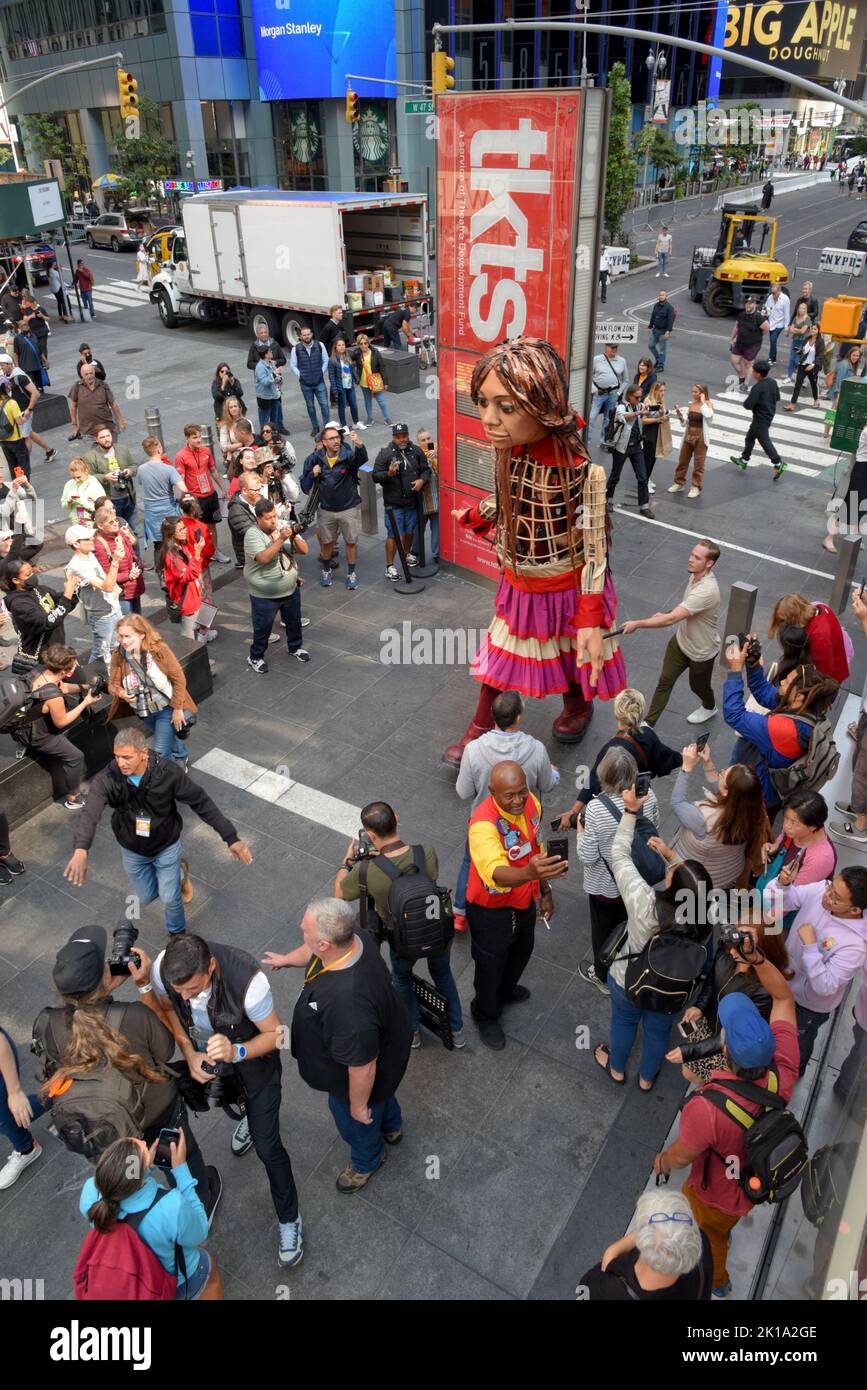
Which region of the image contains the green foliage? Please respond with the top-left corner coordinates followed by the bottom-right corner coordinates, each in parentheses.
top-left (21, 114), bottom-right (89, 189)
top-left (634, 124), bottom-right (680, 173)
top-left (604, 63), bottom-right (637, 243)
top-left (110, 98), bottom-right (179, 206)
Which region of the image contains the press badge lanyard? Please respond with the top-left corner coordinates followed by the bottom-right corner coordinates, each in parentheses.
top-left (304, 947), bottom-right (355, 985)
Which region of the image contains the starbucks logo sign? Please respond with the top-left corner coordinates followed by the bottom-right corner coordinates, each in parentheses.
top-left (353, 106), bottom-right (389, 164)
top-left (289, 109), bottom-right (320, 165)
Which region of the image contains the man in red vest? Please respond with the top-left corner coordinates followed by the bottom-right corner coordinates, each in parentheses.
top-left (466, 760), bottom-right (567, 1049)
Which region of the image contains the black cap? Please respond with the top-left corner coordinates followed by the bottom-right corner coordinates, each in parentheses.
top-left (79, 343), bottom-right (91, 352)
top-left (392, 422), bottom-right (409, 435)
top-left (52, 925), bottom-right (107, 996)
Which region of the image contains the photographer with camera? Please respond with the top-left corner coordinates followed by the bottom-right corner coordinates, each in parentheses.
top-left (1, 557), bottom-right (81, 654)
top-left (373, 424), bottom-right (431, 581)
top-left (84, 426), bottom-right (138, 530)
top-left (65, 523), bottom-right (122, 665)
top-left (108, 615), bottom-right (198, 766)
top-left (300, 422), bottom-right (367, 591)
top-left (244, 499), bottom-right (309, 675)
top-left (64, 726), bottom-right (253, 935)
top-left (32, 924), bottom-right (220, 1216)
top-left (137, 931), bottom-right (302, 1267)
top-left (334, 801), bottom-right (464, 1049)
top-left (11, 643), bottom-right (99, 810)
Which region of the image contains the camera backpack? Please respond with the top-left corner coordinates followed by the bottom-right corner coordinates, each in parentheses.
top-left (47, 1062), bottom-right (146, 1163)
top-left (374, 846), bottom-right (455, 961)
top-left (691, 1067), bottom-right (809, 1204)
top-left (0, 670), bottom-right (43, 734)
top-left (74, 1188), bottom-right (186, 1301)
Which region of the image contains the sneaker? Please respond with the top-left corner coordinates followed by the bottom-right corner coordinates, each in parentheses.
top-left (667, 482), bottom-right (684, 493)
top-left (292, 648), bottom-right (310, 663)
top-left (451, 1027), bottom-right (467, 1049)
top-left (0, 862), bottom-right (12, 885)
top-left (655, 272), bottom-right (661, 277)
top-left (300, 617), bottom-right (310, 627)
top-left (829, 818), bottom-right (867, 846)
top-left (68, 430), bottom-right (82, 441)
top-left (203, 1166), bottom-right (222, 1229)
top-left (782, 376), bottom-right (794, 385)
top-left (406, 554), bottom-right (419, 567)
top-left (386, 565), bottom-right (399, 581)
top-left (687, 486), bottom-right (701, 499)
top-left (730, 455), bottom-right (748, 470)
top-left (0, 1141), bottom-right (41, 1189)
top-left (834, 800), bottom-right (854, 815)
top-left (663, 272), bottom-right (670, 277)
top-left (247, 656), bottom-right (268, 674)
top-left (278, 1215), bottom-right (304, 1267)
top-left (200, 629), bottom-right (218, 643)
top-left (712, 1279), bottom-right (732, 1300)
top-left (577, 960), bottom-right (610, 995)
top-left (180, 860), bottom-right (193, 904)
top-left (214, 551), bottom-right (232, 564)
top-left (476, 1018), bottom-right (506, 1051)
top-left (346, 572), bottom-right (358, 590)
top-left (45, 447), bottom-right (57, 462)
top-left (231, 1114), bottom-right (254, 1156)
top-left (773, 463), bottom-right (787, 481)
top-left (648, 481), bottom-right (656, 494)
top-left (354, 421), bottom-right (367, 430)
top-left (268, 632), bottom-right (281, 644)
top-left (0, 853), bottom-right (27, 877)
top-left (639, 505), bottom-right (654, 517)
top-left (383, 1129), bottom-right (403, 1145)
top-left (686, 704), bottom-right (718, 724)
top-left (336, 1153), bottom-right (386, 1192)
top-left (320, 568), bottom-right (333, 587)
top-left (63, 796), bottom-right (85, 810)
top-left (411, 1029), bottom-right (422, 1050)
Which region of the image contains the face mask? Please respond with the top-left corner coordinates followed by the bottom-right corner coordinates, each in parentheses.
top-left (22, 575), bottom-right (38, 589)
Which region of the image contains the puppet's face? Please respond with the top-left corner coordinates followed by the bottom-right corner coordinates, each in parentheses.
top-left (474, 369), bottom-right (548, 451)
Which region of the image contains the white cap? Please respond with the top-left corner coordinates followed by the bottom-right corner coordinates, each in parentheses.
top-left (65, 524), bottom-right (95, 545)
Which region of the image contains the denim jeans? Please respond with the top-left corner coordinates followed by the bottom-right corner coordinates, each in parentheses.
top-left (361, 386), bottom-right (391, 424)
top-left (648, 329), bottom-right (668, 370)
top-left (327, 1092), bottom-right (402, 1173)
top-left (587, 389), bottom-right (617, 444)
top-left (454, 836), bottom-right (471, 913)
top-left (81, 289), bottom-right (94, 316)
top-left (382, 325), bottom-right (403, 349)
top-left (257, 398), bottom-right (280, 430)
top-left (299, 379), bottom-right (329, 432)
top-left (657, 251), bottom-right (669, 274)
top-left (119, 597), bottom-right (142, 616)
top-left (334, 385), bottom-right (361, 428)
top-left (120, 837), bottom-right (186, 935)
top-left (767, 325), bottom-right (784, 362)
top-left (141, 706), bottom-right (188, 763)
top-left (389, 946), bottom-right (463, 1032)
top-left (112, 493), bottom-right (136, 529)
top-left (249, 589), bottom-right (302, 660)
top-left (87, 608), bottom-right (119, 663)
top-left (787, 340), bottom-right (803, 377)
top-left (0, 1028), bottom-right (44, 1154)
top-left (385, 504), bottom-right (418, 541)
top-left (608, 978), bottom-right (674, 1083)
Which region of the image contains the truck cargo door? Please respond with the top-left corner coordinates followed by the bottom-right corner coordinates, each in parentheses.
top-left (211, 206), bottom-right (245, 296)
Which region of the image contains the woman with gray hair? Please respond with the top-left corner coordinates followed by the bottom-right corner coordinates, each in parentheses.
top-left (576, 746), bottom-right (660, 995)
top-left (581, 1189), bottom-right (711, 1299)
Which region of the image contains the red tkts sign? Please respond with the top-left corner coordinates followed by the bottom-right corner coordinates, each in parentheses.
top-left (436, 90), bottom-right (582, 574)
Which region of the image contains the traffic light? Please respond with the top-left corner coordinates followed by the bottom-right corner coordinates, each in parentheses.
top-left (345, 87), bottom-right (359, 124)
top-left (117, 70), bottom-right (139, 119)
top-left (432, 50), bottom-right (455, 96)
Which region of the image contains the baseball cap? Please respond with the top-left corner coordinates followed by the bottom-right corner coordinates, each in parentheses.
top-left (321, 420), bottom-right (342, 433)
top-left (53, 925), bottom-right (107, 996)
top-left (65, 523), bottom-right (95, 546)
top-left (718, 994), bottom-right (775, 1069)
top-left (79, 343), bottom-right (91, 352)
top-left (0, 352), bottom-right (12, 364)
top-left (392, 422), bottom-right (409, 435)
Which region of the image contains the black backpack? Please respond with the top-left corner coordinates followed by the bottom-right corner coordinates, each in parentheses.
top-left (623, 931), bottom-right (708, 1013)
top-left (693, 1068), bottom-right (809, 1204)
top-left (0, 670), bottom-right (42, 734)
top-left (800, 1142), bottom-right (857, 1227)
top-left (373, 846), bottom-right (455, 962)
top-left (603, 410), bottom-right (619, 445)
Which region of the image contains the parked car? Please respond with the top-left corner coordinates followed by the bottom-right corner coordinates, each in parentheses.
top-left (0, 237), bottom-right (57, 285)
top-left (846, 220), bottom-right (867, 254)
top-left (86, 208), bottom-right (154, 251)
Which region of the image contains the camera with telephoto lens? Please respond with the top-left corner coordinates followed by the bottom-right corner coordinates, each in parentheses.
top-left (173, 710), bottom-right (197, 741)
top-left (86, 671), bottom-right (108, 696)
top-left (738, 632), bottom-right (762, 665)
top-left (201, 1059), bottom-right (232, 1105)
top-left (720, 926), bottom-right (757, 956)
top-left (108, 922), bottom-right (141, 977)
top-left (352, 829), bottom-right (374, 862)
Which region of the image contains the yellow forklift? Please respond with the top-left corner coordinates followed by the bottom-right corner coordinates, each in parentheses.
top-left (689, 204), bottom-right (789, 317)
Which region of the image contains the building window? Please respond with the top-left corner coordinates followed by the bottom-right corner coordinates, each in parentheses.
top-left (352, 100), bottom-right (396, 191)
top-left (201, 100), bottom-right (250, 186)
top-left (190, 0), bottom-right (244, 59)
top-left (0, 0), bottom-right (167, 59)
top-left (272, 102), bottom-right (328, 190)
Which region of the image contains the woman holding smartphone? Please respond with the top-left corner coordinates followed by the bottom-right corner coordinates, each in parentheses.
top-left (78, 1132), bottom-right (223, 1299)
top-left (664, 740), bottom-right (769, 890)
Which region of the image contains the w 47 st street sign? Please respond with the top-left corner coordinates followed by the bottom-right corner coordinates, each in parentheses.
top-left (405, 99), bottom-right (435, 115)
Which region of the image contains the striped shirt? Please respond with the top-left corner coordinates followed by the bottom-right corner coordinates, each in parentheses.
top-left (576, 789), bottom-right (659, 898)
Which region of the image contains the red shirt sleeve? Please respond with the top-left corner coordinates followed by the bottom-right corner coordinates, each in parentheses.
top-left (770, 1020), bottom-right (800, 1102)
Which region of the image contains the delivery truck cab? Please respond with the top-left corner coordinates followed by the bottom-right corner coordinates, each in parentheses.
top-left (150, 188), bottom-right (429, 347)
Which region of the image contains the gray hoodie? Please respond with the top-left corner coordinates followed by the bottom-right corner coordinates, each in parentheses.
top-left (456, 728), bottom-right (560, 810)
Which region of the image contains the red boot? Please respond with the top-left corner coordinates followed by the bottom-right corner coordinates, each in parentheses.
top-left (443, 721), bottom-right (490, 768)
top-left (552, 696), bottom-right (594, 744)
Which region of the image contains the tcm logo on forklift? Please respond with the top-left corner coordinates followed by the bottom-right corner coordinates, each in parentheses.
top-left (468, 119), bottom-right (550, 342)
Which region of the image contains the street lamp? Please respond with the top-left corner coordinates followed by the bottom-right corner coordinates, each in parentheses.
top-left (642, 49), bottom-right (667, 203)
top-left (575, 0), bottom-right (590, 88)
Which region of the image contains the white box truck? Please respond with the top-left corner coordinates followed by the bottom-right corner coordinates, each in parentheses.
top-left (149, 188), bottom-right (429, 347)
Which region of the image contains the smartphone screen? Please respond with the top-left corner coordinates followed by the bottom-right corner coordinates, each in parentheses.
top-left (154, 1127), bottom-right (180, 1169)
top-left (678, 1020), bottom-right (696, 1039)
top-left (695, 732), bottom-right (709, 752)
top-left (635, 772), bottom-right (652, 797)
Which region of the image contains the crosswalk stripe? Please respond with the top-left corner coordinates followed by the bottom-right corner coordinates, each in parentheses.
top-left (102, 280), bottom-right (151, 300)
top-left (665, 432), bottom-right (819, 477)
top-left (670, 422), bottom-right (823, 471)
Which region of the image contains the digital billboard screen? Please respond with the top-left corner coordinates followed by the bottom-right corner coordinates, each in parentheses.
top-left (251, 0), bottom-right (396, 100)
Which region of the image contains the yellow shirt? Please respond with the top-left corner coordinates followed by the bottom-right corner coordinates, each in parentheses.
top-left (468, 794), bottom-right (544, 893)
top-left (0, 398), bottom-right (23, 442)
top-left (359, 351), bottom-right (372, 388)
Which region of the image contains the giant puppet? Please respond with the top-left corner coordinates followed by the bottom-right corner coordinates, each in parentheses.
top-left (443, 337), bottom-right (626, 766)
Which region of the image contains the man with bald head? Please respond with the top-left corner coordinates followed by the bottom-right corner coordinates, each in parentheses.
top-left (465, 759), bottom-right (568, 1049)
